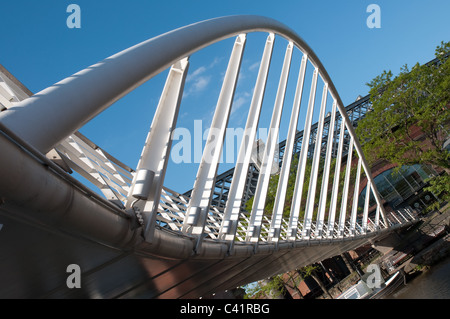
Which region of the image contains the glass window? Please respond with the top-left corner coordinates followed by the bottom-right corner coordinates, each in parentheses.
top-left (358, 164), bottom-right (435, 209)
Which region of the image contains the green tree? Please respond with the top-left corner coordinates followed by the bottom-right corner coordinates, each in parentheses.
top-left (356, 41), bottom-right (450, 203)
top-left (244, 275), bottom-right (286, 299)
top-left (298, 264), bottom-right (333, 299)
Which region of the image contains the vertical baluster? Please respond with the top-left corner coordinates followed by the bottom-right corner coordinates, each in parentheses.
top-left (182, 34), bottom-right (246, 252)
top-left (127, 57), bottom-right (189, 242)
top-left (315, 100), bottom-right (337, 237)
top-left (302, 83), bottom-right (328, 238)
top-left (246, 42), bottom-right (293, 244)
top-left (338, 134), bottom-right (354, 238)
top-left (327, 119), bottom-right (346, 237)
top-left (269, 54), bottom-right (308, 245)
top-left (362, 180), bottom-right (371, 233)
top-left (218, 33), bottom-right (275, 252)
top-left (287, 68), bottom-right (319, 240)
top-left (350, 157), bottom-right (362, 236)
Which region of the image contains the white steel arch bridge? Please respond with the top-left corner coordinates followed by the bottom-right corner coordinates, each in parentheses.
top-left (0, 16), bottom-right (417, 298)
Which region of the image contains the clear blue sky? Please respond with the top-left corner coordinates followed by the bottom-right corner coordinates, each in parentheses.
top-left (1, 0), bottom-right (449, 194)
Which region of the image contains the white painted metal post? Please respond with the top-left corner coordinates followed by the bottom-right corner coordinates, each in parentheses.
top-left (396, 209), bottom-right (407, 223)
top-left (327, 119), bottom-right (346, 237)
top-left (350, 157), bottom-right (362, 235)
top-left (269, 54), bottom-right (308, 243)
top-left (335, 105), bottom-right (388, 227)
top-left (218, 33), bottom-right (275, 246)
top-left (182, 34), bottom-right (246, 252)
top-left (302, 83), bottom-right (328, 238)
top-left (362, 180), bottom-right (371, 233)
top-left (375, 205), bottom-right (381, 228)
top-left (338, 135), bottom-right (354, 237)
top-left (315, 101), bottom-right (337, 237)
top-left (127, 57), bottom-right (189, 242)
top-left (287, 68), bottom-right (318, 240)
top-left (246, 42), bottom-right (293, 243)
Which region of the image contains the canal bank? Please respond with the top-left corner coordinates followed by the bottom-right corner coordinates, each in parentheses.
top-left (385, 256), bottom-right (450, 299)
top-left (381, 204), bottom-right (450, 275)
top-left (381, 205), bottom-right (450, 298)
top-left (238, 204), bottom-right (449, 300)
top-left (318, 203), bottom-right (450, 299)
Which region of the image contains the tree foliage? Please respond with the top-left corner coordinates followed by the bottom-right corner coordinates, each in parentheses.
top-left (356, 41), bottom-right (450, 203)
top-left (244, 266), bottom-right (318, 299)
top-left (299, 264), bottom-right (319, 278)
top-left (244, 275), bottom-right (286, 299)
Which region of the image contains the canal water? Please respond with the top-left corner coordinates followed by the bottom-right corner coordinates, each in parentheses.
top-left (385, 257), bottom-right (450, 299)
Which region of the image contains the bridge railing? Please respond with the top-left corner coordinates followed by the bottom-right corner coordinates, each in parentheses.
top-left (49, 126), bottom-right (421, 243)
top-left (55, 132), bottom-right (135, 209)
top-left (154, 185), bottom-right (417, 242)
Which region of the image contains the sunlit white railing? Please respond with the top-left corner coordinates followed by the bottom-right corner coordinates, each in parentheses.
top-left (55, 129), bottom-right (418, 242)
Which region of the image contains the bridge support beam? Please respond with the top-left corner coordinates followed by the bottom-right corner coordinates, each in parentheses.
top-left (338, 135), bottom-right (354, 237)
top-left (315, 101), bottom-right (337, 238)
top-left (362, 180), bottom-right (372, 233)
top-left (327, 120), bottom-right (346, 237)
top-left (287, 68), bottom-right (319, 240)
top-left (269, 54), bottom-right (307, 244)
top-left (182, 34), bottom-right (246, 253)
top-left (128, 58), bottom-right (190, 243)
top-left (218, 33), bottom-right (274, 250)
top-left (302, 83), bottom-right (328, 238)
top-left (246, 41), bottom-right (293, 244)
top-left (350, 158), bottom-right (362, 235)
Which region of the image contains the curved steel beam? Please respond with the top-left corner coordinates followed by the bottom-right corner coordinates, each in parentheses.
top-left (0, 15), bottom-right (332, 154)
